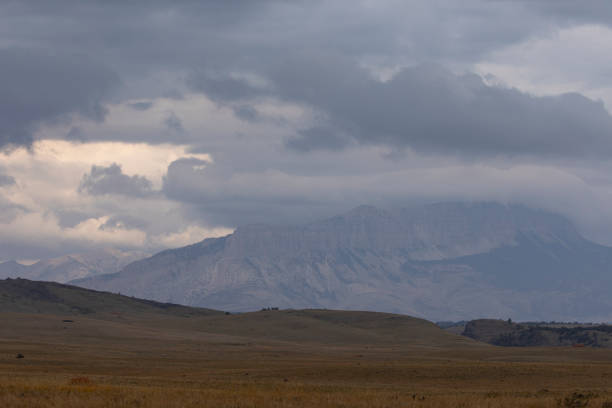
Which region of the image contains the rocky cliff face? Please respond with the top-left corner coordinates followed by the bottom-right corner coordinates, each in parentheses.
top-left (222, 203), bottom-right (581, 260)
top-left (73, 203), bottom-right (612, 321)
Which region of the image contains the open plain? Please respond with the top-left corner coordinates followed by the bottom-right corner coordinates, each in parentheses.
top-left (3, 302), bottom-right (612, 407)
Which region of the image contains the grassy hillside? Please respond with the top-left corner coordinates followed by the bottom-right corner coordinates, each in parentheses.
top-left (0, 278), bottom-right (472, 348)
top-left (0, 277), bottom-right (221, 318)
top-left (186, 309), bottom-right (474, 347)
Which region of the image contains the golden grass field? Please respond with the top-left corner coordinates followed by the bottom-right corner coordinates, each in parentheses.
top-left (2, 309), bottom-right (612, 408)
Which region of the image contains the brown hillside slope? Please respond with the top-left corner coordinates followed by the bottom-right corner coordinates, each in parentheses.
top-left (0, 278), bottom-right (472, 348)
top-left (0, 277), bottom-right (221, 318)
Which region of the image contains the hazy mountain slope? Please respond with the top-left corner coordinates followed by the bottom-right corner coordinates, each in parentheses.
top-left (0, 249), bottom-right (147, 283)
top-left (450, 232), bottom-right (612, 291)
top-left (218, 203), bottom-right (582, 261)
top-left (75, 203), bottom-right (612, 322)
top-left (0, 260), bottom-right (29, 278)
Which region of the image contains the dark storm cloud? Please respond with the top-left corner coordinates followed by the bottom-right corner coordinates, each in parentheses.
top-left (523, 0), bottom-right (612, 26)
top-left (65, 127), bottom-right (88, 142)
top-left (0, 48), bottom-right (118, 149)
top-left (188, 75), bottom-right (263, 104)
top-left (162, 157), bottom-right (260, 226)
top-left (286, 126), bottom-right (351, 152)
top-left (79, 163), bottom-right (153, 197)
top-left (128, 101), bottom-right (153, 111)
top-left (162, 158), bottom-right (209, 200)
top-left (0, 0), bottom-right (604, 152)
top-left (232, 105), bottom-right (260, 122)
top-left (189, 58), bottom-right (612, 157)
top-left (164, 112), bottom-right (185, 134)
top-left (0, 1), bottom-right (273, 81)
top-left (162, 158), bottom-right (308, 226)
top-left (280, 63), bottom-right (612, 157)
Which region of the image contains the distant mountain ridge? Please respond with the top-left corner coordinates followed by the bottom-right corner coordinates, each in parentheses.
top-left (73, 202), bottom-right (612, 322)
top-left (0, 249), bottom-right (147, 283)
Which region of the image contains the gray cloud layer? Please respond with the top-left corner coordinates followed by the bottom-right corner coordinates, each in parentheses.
top-left (275, 63), bottom-right (612, 157)
top-left (189, 56), bottom-right (612, 158)
top-left (0, 48), bottom-right (118, 149)
top-left (128, 101), bottom-right (153, 111)
top-left (6, 1), bottom-right (612, 258)
top-left (4, 1), bottom-right (611, 156)
top-left (527, 1), bottom-right (612, 25)
top-left (79, 164), bottom-right (153, 197)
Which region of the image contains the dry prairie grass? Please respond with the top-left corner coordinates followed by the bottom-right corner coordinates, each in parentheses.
top-left (2, 377), bottom-right (612, 408)
top-left (2, 311), bottom-right (612, 407)
top-left (3, 351), bottom-right (612, 408)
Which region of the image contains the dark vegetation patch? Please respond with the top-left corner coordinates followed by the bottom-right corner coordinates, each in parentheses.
top-left (463, 319), bottom-right (612, 347)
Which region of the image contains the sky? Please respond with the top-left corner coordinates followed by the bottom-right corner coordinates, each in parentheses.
top-left (3, 0), bottom-right (612, 260)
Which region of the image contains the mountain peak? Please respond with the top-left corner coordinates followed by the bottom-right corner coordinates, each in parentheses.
top-left (75, 202), bottom-right (610, 321)
top-left (223, 202), bottom-right (583, 260)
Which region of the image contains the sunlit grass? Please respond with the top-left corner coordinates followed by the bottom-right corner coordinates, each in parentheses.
top-left (2, 380), bottom-right (611, 408)
top-left (2, 362), bottom-right (612, 407)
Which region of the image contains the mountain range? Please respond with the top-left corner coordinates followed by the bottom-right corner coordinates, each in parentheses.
top-left (0, 248), bottom-right (147, 283)
top-left (73, 202), bottom-right (612, 322)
